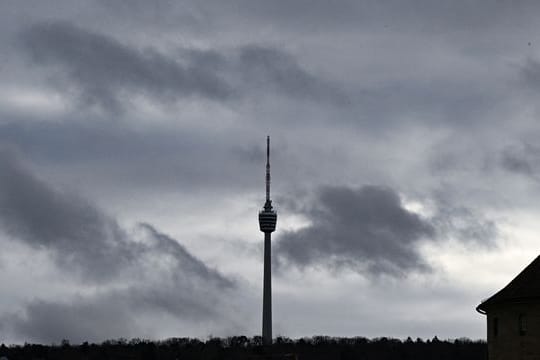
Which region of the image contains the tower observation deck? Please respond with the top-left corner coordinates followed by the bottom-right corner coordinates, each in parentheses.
top-left (258, 136), bottom-right (277, 346)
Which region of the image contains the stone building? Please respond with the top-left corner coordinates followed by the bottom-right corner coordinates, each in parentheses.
top-left (477, 256), bottom-right (540, 360)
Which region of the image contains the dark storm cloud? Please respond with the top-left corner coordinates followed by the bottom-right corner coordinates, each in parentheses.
top-left (275, 185), bottom-right (435, 276)
top-left (20, 21), bottom-right (234, 110)
top-left (0, 149), bottom-right (132, 280)
top-left (0, 149), bottom-right (237, 342)
top-left (18, 21), bottom-right (344, 112)
top-left (0, 149), bottom-right (231, 284)
top-left (275, 185), bottom-right (499, 276)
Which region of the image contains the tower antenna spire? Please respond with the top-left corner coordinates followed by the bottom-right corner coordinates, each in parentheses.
top-left (266, 136), bottom-right (271, 204)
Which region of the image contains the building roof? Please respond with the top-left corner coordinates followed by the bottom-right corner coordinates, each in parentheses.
top-left (477, 255), bottom-right (540, 314)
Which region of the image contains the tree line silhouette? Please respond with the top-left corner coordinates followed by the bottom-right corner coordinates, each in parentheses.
top-left (0, 336), bottom-right (486, 360)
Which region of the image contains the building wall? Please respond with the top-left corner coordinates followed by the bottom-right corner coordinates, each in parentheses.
top-left (486, 302), bottom-right (540, 360)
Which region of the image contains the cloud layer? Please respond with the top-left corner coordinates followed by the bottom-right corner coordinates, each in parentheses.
top-left (19, 21), bottom-right (343, 113)
top-left (0, 150), bottom-right (237, 343)
top-left (275, 186), bottom-right (435, 276)
top-left (275, 185), bottom-right (498, 276)
top-left (20, 21), bottom-right (233, 111)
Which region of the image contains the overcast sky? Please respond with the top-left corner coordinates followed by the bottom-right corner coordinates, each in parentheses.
top-left (2, 0), bottom-right (540, 344)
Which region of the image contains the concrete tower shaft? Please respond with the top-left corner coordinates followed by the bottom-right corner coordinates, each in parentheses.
top-left (258, 136), bottom-right (276, 346)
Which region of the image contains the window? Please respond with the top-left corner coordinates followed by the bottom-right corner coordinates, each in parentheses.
top-left (493, 317), bottom-right (499, 337)
top-left (519, 314), bottom-right (527, 336)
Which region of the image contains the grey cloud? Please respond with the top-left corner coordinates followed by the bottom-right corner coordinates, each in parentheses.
top-left (0, 149), bottom-right (237, 342)
top-left (20, 21), bottom-right (234, 111)
top-left (3, 296), bottom-right (136, 344)
top-left (0, 149), bottom-right (231, 284)
top-left (238, 45), bottom-right (347, 103)
top-left (431, 198), bottom-right (498, 247)
top-left (521, 58), bottom-right (540, 93)
top-left (232, 143), bottom-right (266, 164)
top-left (275, 185), bottom-right (499, 277)
top-left (4, 279), bottom-right (233, 344)
top-left (138, 223), bottom-right (233, 290)
top-left (18, 21), bottom-right (345, 112)
top-left (99, 0), bottom-right (539, 34)
top-left (500, 142), bottom-right (540, 180)
top-left (275, 185), bottom-right (435, 276)
top-left (0, 120), bottom-right (264, 191)
top-left (501, 151), bottom-right (534, 176)
top-left (0, 149), bottom-right (133, 281)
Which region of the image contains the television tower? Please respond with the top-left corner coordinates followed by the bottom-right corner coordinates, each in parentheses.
top-left (258, 136), bottom-right (277, 346)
